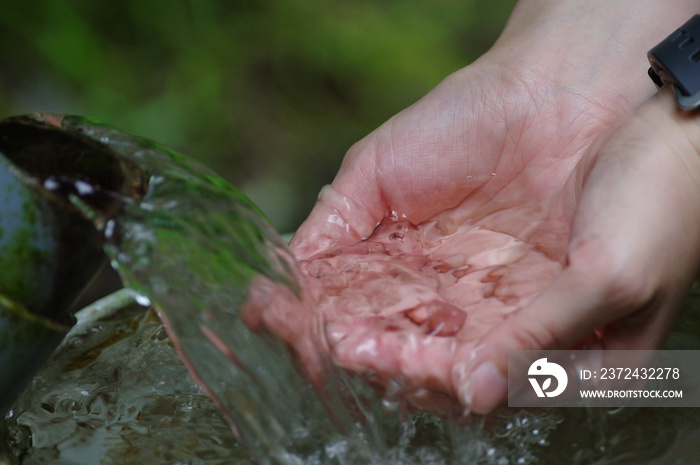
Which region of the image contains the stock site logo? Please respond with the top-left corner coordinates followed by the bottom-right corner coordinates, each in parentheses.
top-left (528, 358), bottom-right (568, 398)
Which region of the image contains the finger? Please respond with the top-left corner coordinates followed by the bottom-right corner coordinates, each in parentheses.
top-left (455, 89), bottom-right (700, 414)
top-left (289, 140), bottom-right (389, 259)
top-left (328, 316), bottom-right (458, 392)
top-left (455, 280), bottom-right (685, 414)
top-left (452, 260), bottom-right (628, 413)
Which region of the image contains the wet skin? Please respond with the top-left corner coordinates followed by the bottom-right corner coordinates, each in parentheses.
top-left (295, 214), bottom-right (564, 412)
top-left (286, 62), bottom-right (596, 409)
top-left (280, 64), bottom-right (700, 413)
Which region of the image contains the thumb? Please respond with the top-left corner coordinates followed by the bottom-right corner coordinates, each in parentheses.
top-left (290, 183), bottom-right (382, 260)
top-left (455, 261), bottom-right (623, 414)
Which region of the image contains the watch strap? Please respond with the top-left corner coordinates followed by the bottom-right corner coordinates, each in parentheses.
top-left (648, 15), bottom-right (700, 109)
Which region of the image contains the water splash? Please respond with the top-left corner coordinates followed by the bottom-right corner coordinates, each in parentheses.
top-left (1, 114), bottom-right (699, 464)
top-left (3, 292), bottom-right (242, 465)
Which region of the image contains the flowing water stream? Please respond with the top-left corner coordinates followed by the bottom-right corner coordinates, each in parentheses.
top-left (1, 114), bottom-right (700, 464)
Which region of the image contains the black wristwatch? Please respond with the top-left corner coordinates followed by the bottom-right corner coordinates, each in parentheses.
top-left (648, 15), bottom-right (700, 109)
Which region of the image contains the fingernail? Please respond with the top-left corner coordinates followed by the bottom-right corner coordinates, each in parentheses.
top-left (461, 361), bottom-right (507, 414)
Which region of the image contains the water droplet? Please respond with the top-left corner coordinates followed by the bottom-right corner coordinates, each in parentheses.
top-left (175, 400), bottom-right (201, 412)
top-left (382, 398), bottom-right (400, 413)
top-left (104, 219), bottom-right (116, 239)
top-left (74, 180), bottom-right (94, 195)
top-left (43, 178), bottom-right (60, 190)
top-left (132, 292), bottom-right (152, 307)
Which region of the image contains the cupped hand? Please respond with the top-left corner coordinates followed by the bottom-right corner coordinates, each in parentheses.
top-left (283, 47), bottom-right (660, 412)
top-left (270, 0), bottom-right (700, 412)
top-left (287, 73), bottom-right (700, 413)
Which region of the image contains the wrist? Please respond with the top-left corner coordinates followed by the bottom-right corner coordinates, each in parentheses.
top-left (484, 1), bottom-right (700, 114)
top-left (637, 86), bottom-right (700, 178)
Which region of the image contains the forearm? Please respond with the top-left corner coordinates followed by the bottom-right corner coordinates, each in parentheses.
top-left (485, 0), bottom-right (700, 113)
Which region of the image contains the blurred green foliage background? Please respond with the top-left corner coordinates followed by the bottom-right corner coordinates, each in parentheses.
top-left (0, 0), bottom-right (514, 232)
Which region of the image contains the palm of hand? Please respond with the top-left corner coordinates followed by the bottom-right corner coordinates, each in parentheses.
top-left (287, 67), bottom-right (622, 408)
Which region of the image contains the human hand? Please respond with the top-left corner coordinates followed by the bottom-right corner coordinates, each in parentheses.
top-left (283, 58), bottom-right (615, 411)
top-left (462, 85), bottom-right (700, 412)
top-left (279, 2), bottom-right (700, 413)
